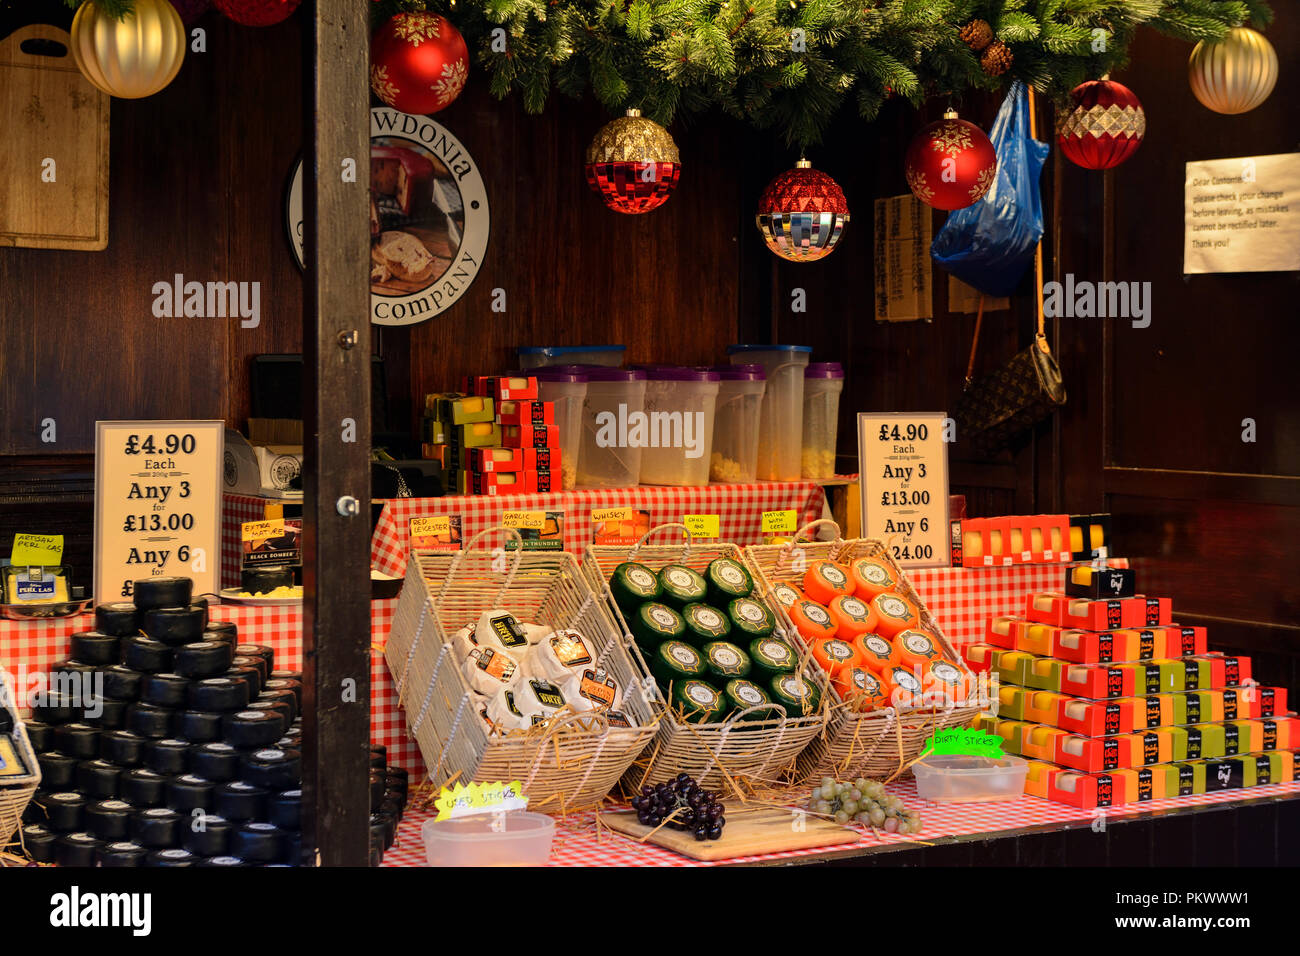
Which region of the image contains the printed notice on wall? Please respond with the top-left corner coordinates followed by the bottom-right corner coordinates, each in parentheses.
top-left (94, 421), bottom-right (224, 602)
top-left (857, 412), bottom-right (950, 568)
top-left (1184, 153), bottom-right (1300, 274)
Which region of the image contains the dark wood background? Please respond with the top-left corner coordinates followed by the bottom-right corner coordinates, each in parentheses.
top-left (0, 2), bottom-right (1295, 688)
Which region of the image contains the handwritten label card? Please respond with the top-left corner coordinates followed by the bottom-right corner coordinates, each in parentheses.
top-left (94, 421), bottom-right (224, 601)
top-left (857, 412), bottom-right (949, 568)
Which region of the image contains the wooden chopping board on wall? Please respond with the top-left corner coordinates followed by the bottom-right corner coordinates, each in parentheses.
top-left (600, 806), bottom-right (862, 862)
top-left (0, 24), bottom-right (109, 250)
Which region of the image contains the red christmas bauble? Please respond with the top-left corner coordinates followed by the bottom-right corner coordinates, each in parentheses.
top-left (213, 0), bottom-right (299, 27)
top-left (1057, 79), bottom-right (1145, 170)
top-left (755, 160), bottom-right (850, 261)
top-left (370, 13), bottom-right (469, 116)
top-left (169, 0), bottom-right (211, 24)
top-left (904, 110), bottom-right (997, 210)
top-left (584, 109), bottom-right (681, 214)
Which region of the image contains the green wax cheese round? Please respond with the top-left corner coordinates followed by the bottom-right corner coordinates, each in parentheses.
top-left (727, 596), bottom-right (775, 639)
top-left (705, 557), bottom-right (753, 606)
top-left (722, 678), bottom-right (774, 719)
top-left (657, 565), bottom-right (707, 610)
top-left (769, 672), bottom-right (821, 717)
top-left (650, 640), bottom-right (705, 689)
top-left (748, 637), bottom-right (798, 681)
top-left (630, 602), bottom-right (685, 655)
top-left (672, 680), bottom-right (726, 724)
top-left (701, 640), bottom-right (751, 683)
top-left (610, 562), bottom-right (662, 613)
top-left (680, 603), bottom-right (732, 646)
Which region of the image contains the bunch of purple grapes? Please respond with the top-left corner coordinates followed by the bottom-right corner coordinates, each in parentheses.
top-left (630, 772), bottom-right (726, 841)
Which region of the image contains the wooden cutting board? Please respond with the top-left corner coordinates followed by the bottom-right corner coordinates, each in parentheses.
top-left (600, 806), bottom-right (862, 862)
top-left (0, 24), bottom-right (109, 250)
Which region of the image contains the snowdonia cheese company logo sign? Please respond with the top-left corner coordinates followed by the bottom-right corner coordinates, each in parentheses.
top-left (286, 108), bottom-right (490, 327)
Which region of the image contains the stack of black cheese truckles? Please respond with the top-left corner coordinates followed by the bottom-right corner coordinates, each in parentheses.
top-left (20, 576), bottom-right (313, 866)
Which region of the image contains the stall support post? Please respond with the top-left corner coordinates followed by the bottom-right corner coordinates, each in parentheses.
top-left (300, 0), bottom-right (373, 867)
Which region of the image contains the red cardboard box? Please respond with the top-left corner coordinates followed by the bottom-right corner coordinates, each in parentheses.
top-left (503, 423), bottom-right (560, 449)
top-left (1192, 653), bottom-right (1253, 689)
top-left (1055, 733), bottom-right (1130, 773)
top-left (466, 470), bottom-right (532, 495)
top-left (497, 400), bottom-right (554, 427)
top-left (1256, 686), bottom-right (1290, 718)
top-left (530, 468), bottom-right (559, 493)
top-left (474, 375), bottom-right (539, 402)
top-left (962, 643), bottom-right (999, 675)
top-left (1027, 593), bottom-right (1172, 630)
top-left (1059, 662), bottom-right (1135, 700)
top-left (1120, 694), bottom-right (1175, 731)
top-left (1049, 770), bottom-right (1130, 809)
top-left (985, 616), bottom-right (1030, 650)
top-left (468, 446), bottom-right (564, 475)
top-left (1165, 625), bottom-right (1208, 658)
top-left (1058, 697), bottom-right (1132, 736)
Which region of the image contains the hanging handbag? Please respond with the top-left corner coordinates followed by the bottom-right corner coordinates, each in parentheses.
top-left (952, 85), bottom-right (1065, 457)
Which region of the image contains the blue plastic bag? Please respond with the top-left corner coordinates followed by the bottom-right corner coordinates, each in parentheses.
top-left (931, 81), bottom-right (1048, 297)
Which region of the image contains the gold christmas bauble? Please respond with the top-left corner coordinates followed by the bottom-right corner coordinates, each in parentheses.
top-left (1188, 27), bottom-right (1278, 115)
top-left (584, 109), bottom-right (680, 165)
top-left (71, 0), bottom-right (186, 99)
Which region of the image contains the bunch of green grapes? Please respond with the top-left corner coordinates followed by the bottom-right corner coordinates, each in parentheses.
top-left (807, 776), bottom-right (923, 835)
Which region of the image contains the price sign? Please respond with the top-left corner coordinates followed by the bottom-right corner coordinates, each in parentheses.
top-left (94, 421), bottom-right (224, 602)
top-left (683, 514), bottom-right (720, 539)
top-left (761, 510), bottom-right (798, 535)
top-left (857, 412), bottom-right (949, 568)
top-left (410, 514), bottom-right (462, 552)
top-left (501, 510), bottom-right (546, 531)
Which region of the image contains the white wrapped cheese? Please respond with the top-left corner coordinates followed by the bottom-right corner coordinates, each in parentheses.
top-left (462, 645), bottom-right (524, 696)
top-left (512, 676), bottom-right (568, 724)
top-left (451, 624), bottom-right (478, 660)
top-left (527, 628), bottom-right (597, 683)
top-left (485, 688), bottom-right (532, 733)
top-left (561, 666), bottom-right (622, 713)
top-left (474, 609), bottom-right (531, 654)
top-left (522, 623), bottom-right (552, 646)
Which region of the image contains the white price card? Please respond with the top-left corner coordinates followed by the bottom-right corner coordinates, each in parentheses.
top-left (94, 421), bottom-right (224, 602)
top-left (857, 412), bottom-right (950, 569)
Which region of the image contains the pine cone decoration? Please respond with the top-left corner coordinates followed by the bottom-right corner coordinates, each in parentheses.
top-left (960, 19), bottom-right (993, 52)
top-left (981, 40), bottom-right (1013, 77)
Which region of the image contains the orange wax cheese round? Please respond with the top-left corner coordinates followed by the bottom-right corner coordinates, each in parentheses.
top-left (849, 557), bottom-right (897, 598)
top-left (853, 632), bottom-right (899, 671)
top-left (810, 638), bottom-right (863, 678)
top-left (879, 665), bottom-right (924, 708)
top-left (870, 591), bottom-right (919, 638)
top-left (828, 594), bottom-right (877, 639)
top-left (788, 599), bottom-right (836, 642)
top-left (894, 629), bottom-right (945, 670)
top-left (921, 659), bottom-right (970, 705)
top-left (833, 665), bottom-right (890, 712)
top-left (802, 561), bottom-right (854, 605)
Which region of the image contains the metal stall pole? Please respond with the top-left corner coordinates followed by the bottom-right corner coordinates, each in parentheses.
top-left (300, 0), bottom-right (372, 866)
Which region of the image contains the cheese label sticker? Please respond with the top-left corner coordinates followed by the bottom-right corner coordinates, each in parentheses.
top-left (878, 596), bottom-right (909, 620)
top-left (434, 781), bottom-right (528, 821)
top-left (856, 561), bottom-right (891, 586)
top-left (759, 640), bottom-right (792, 666)
top-left (735, 600), bottom-right (767, 624)
top-left (665, 568), bottom-right (695, 588)
top-left (735, 683), bottom-right (765, 705)
top-left (717, 563), bottom-right (747, 587)
top-left (550, 632), bottom-right (592, 668)
top-left (489, 614), bottom-right (528, 649)
top-left (819, 564), bottom-right (847, 587)
top-left (761, 510), bottom-right (798, 534)
top-left (501, 510), bottom-right (545, 531)
top-left (861, 636), bottom-right (892, 661)
top-left (528, 679), bottom-right (565, 709)
top-left (627, 567), bottom-right (656, 590)
top-left (803, 603), bottom-right (831, 626)
top-left (693, 607), bottom-right (725, 631)
top-left (930, 661), bottom-right (961, 684)
top-left (472, 648), bottom-right (517, 683)
top-left (648, 606), bottom-right (677, 629)
top-left (409, 515), bottom-right (462, 551)
top-left (11, 533), bottom-right (63, 567)
top-left (902, 632), bottom-right (935, 655)
top-left (839, 597), bottom-right (869, 619)
top-left (922, 728), bottom-right (1006, 760)
top-left (683, 514), bottom-right (720, 539)
top-left (668, 644), bottom-right (699, 668)
top-left (710, 646), bottom-right (741, 668)
top-left (591, 507), bottom-right (633, 523)
top-left (687, 683), bottom-right (717, 706)
top-left (772, 585), bottom-right (800, 607)
top-left (825, 641), bottom-right (854, 662)
top-left (577, 669), bottom-right (618, 707)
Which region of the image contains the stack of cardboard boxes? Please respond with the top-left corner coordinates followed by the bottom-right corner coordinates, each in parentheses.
top-left (421, 375), bottom-right (562, 495)
top-left (966, 562), bottom-right (1298, 808)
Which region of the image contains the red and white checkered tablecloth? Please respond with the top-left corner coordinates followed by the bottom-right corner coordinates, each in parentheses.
top-left (221, 493), bottom-right (291, 591)
top-left (370, 482), bottom-right (831, 578)
top-left (907, 559), bottom-right (1129, 648)
top-left (0, 599), bottom-right (424, 780)
top-left (380, 776), bottom-right (1300, 867)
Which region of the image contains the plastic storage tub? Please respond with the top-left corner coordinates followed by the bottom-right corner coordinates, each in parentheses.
top-left (802, 362), bottom-right (844, 479)
top-left (518, 345), bottom-right (626, 369)
top-left (422, 812), bottom-right (556, 866)
top-left (635, 366), bottom-right (719, 486)
top-left (534, 366), bottom-right (588, 490)
top-left (709, 364), bottom-right (766, 483)
top-left (727, 345), bottom-right (811, 481)
top-left (577, 367), bottom-right (647, 488)
top-left (912, 755), bottom-right (1029, 804)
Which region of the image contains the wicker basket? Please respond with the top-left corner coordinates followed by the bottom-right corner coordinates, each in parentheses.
top-left (1, 669), bottom-right (40, 851)
top-left (582, 524), bottom-right (829, 792)
top-left (385, 529), bottom-right (658, 813)
top-left (745, 520), bottom-right (983, 782)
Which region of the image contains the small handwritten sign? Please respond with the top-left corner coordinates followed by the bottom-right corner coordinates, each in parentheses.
top-left (434, 780), bottom-right (528, 821)
top-left (922, 727), bottom-right (1006, 760)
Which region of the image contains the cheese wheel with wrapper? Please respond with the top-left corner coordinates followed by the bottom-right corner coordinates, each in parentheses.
top-left (473, 609), bottom-right (531, 654)
top-left (485, 688), bottom-right (532, 732)
top-left (894, 629), bottom-right (946, 669)
top-left (522, 623), bottom-right (552, 646)
top-left (462, 645), bottom-right (524, 696)
top-left (810, 637), bottom-right (864, 679)
top-left (832, 666), bottom-right (890, 712)
top-left (828, 594), bottom-right (878, 639)
top-left (451, 625), bottom-right (478, 659)
top-left (529, 629), bottom-right (597, 683)
top-left (788, 599), bottom-right (836, 642)
top-left (802, 560), bottom-right (854, 605)
top-left (849, 557), bottom-right (897, 598)
top-left (921, 659), bottom-right (971, 706)
top-left (869, 591), bottom-right (919, 638)
top-left (879, 665), bottom-right (924, 708)
top-left (853, 632), bottom-right (901, 672)
top-left (512, 676), bottom-right (569, 724)
top-left (561, 666), bottom-right (623, 713)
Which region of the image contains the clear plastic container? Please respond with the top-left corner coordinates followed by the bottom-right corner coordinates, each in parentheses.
top-left (633, 366), bottom-right (720, 486)
top-left (421, 811), bottom-right (556, 866)
top-left (577, 367), bottom-right (647, 488)
top-left (912, 755), bottom-right (1029, 804)
top-left (534, 366), bottom-right (588, 490)
top-left (517, 345), bottom-right (626, 369)
top-left (802, 362), bottom-right (844, 480)
top-left (709, 364), bottom-right (766, 484)
top-left (727, 345), bottom-right (811, 481)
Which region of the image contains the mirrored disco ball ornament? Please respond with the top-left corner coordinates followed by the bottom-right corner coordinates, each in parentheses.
top-left (584, 109), bottom-right (681, 214)
top-left (755, 160), bottom-right (850, 262)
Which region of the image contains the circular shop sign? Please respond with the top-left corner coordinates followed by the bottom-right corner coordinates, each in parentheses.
top-left (285, 107), bottom-right (490, 327)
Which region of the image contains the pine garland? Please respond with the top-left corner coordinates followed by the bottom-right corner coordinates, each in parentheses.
top-left (71, 0), bottom-right (1275, 147)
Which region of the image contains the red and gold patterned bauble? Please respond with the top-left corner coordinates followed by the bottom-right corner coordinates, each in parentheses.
top-left (370, 13), bottom-right (469, 116)
top-left (754, 159), bottom-right (850, 262)
top-left (584, 109), bottom-right (681, 214)
top-left (213, 0), bottom-right (300, 27)
top-left (904, 109), bottom-right (997, 210)
top-left (1057, 78), bottom-right (1145, 170)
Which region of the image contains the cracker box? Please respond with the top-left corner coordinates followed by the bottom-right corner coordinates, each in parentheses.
top-left (497, 400), bottom-right (554, 427)
top-left (1055, 733), bottom-right (1130, 773)
top-left (1064, 565), bottom-right (1136, 600)
top-left (986, 616), bottom-right (1030, 650)
top-left (1049, 769), bottom-right (1129, 809)
top-left (1058, 697), bottom-right (1132, 737)
top-left (502, 423), bottom-right (559, 449)
top-left (1022, 725), bottom-right (1070, 761)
